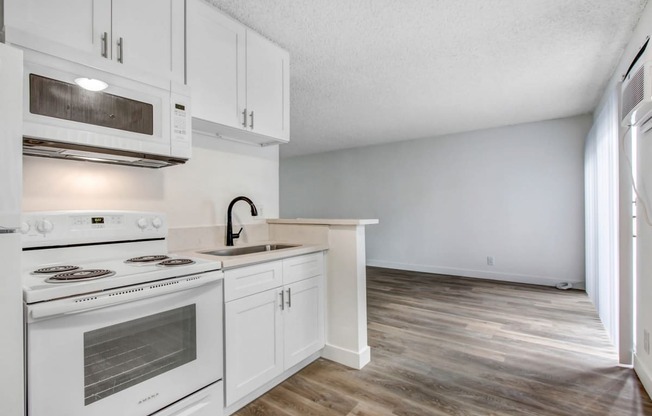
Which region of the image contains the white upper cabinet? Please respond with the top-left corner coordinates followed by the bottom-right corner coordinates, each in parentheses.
top-left (110, 0), bottom-right (184, 84)
top-left (4, 0), bottom-right (109, 57)
top-left (245, 30), bottom-right (289, 141)
top-left (186, 0), bottom-right (290, 145)
top-left (186, 1), bottom-right (246, 130)
top-left (4, 0), bottom-right (184, 88)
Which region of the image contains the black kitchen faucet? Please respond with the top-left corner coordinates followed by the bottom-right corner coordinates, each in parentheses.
top-left (226, 196), bottom-right (258, 246)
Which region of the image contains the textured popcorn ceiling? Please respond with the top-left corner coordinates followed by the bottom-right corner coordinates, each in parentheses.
top-left (207, 0), bottom-right (648, 157)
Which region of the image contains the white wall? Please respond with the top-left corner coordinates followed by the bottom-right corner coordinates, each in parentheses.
top-left (281, 115), bottom-right (591, 287)
top-left (23, 132), bottom-right (279, 229)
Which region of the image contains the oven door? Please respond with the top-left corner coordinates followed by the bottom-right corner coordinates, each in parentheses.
top-left (26, 272), bottom-right (223, 416)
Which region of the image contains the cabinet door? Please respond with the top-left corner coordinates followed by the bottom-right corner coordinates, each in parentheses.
top-left (111, 0), bottom-right (184, 83)
top-left (5, 0), bottom-right (110, 60)
top-left (186, 0), bottom-right (246, 129)
top-left (225, 288), bottom-right (284, 406)
top-left (245, 30), bottom-right (290, 141)
top-left (283, 276), bottom-right (324, 369)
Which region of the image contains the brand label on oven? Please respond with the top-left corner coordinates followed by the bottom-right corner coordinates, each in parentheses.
top-left (138, 392), bottom-right (159, 405)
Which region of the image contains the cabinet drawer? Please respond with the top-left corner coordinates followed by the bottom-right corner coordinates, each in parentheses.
top-left (283, 253), bottom-right (323, 285)
top-left (224, 261), bottom-right (283, 302)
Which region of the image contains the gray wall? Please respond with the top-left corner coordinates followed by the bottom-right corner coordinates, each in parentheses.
top-left (281, 115), bottom-right (591, 286)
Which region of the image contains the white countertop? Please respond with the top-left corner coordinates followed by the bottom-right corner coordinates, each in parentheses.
top-left (180, 241), bottom-right (328, 269)
top-left (267, 218), bottom-right (379, 226)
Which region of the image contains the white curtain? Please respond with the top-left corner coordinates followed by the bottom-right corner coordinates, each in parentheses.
top-left (585, 88), bottom-right (620, 346)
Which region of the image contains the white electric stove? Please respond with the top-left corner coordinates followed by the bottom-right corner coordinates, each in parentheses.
top-left (22, 211), bottom-right (225, 416)
top-left (22, 210), bottom-right (221, 303)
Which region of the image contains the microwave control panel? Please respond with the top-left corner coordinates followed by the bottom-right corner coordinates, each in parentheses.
top-left (170, 87), bottom-right (191, 159)
top-left (173, 103), bottom-right (187, 138)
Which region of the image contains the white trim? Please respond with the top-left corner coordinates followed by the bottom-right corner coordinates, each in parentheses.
top-left (634, 353), bottom-right (652, 399)
top-left (321, 343), bottom-right (371, 370)
top-left (367, 259), bottom-right (585, 290)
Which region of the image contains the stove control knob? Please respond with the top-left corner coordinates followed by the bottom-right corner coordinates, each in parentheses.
top-left (151, 217), bottom-right (163, 229)
top-left (20, 222), bottom-right (31, 234)
top-left (136, 217), bottom-right (148, 230)
top-left (36, 219), bottom-right (54, 235)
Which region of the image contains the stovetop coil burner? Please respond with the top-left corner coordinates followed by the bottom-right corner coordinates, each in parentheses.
top-left (125, 255), bottom-right (170, 263)
top-left (32, 265), bottom-right (80, 274)
top-left (158, 259), bottom-right (195, 267)
top-left (46, 269), bottom-right (116, 283)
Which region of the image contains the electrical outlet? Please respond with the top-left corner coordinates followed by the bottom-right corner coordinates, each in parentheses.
top-left (645, 329), bottom-right (650, 355)
top-left (487, 256), bottom-right (495, 266)
top-left (257, 205), bottom-right (264, 218)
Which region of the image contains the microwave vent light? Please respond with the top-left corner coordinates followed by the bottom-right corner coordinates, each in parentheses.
top-left (74, 77), bottom-right (109, 92)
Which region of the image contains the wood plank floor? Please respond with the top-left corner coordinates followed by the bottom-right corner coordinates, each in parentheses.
top-left (235, 267), bottom-right (652, 415)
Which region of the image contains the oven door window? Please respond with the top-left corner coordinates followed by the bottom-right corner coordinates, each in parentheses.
top-left (84, 305), bottom-right (196, 405)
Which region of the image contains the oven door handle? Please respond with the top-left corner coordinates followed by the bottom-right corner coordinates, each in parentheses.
top-left (29, 272), bottom-right (222, 321)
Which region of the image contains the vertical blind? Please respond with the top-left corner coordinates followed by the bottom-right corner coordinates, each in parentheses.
top-left (585, 88), bottom-right (620, 347)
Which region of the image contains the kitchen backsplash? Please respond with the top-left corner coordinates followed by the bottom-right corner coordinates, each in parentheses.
top-left (168, 223), bottom-right (270, 252)
top-left (22, 132), bottom-right (280, 228)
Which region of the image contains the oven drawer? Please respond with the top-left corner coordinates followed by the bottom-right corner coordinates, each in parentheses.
top-left (152, 381), bottom-right (223, 416)
top-left (26, 272), bottom-right (223, 416)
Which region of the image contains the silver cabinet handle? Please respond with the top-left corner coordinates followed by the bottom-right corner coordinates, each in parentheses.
top-left (249, 111), bottom-right (254, 129)
top-left (101, 32), bottom-right (108, 58)
top-left (279, 290), bottom-right (285, 310)
top-left (242, 109), bottom-right (248, 128)
top-left (117, 37), bottom-right (124, 63)
top-left (287, 288), bottom-right (291, 308)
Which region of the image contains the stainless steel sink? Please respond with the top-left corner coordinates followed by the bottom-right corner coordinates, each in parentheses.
top-left (200, 244), bottom-right (300, 257)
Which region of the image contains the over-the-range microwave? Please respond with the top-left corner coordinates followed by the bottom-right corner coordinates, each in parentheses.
top-left (22, 51), bottom-right (191, 168)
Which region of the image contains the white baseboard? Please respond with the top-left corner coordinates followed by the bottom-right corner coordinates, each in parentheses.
top-left (366, 259), bottom-right (585, 289)
top-left (322, 343), bottom-right (371, 369)
top-left (634, 353), bottom-right (652, 399)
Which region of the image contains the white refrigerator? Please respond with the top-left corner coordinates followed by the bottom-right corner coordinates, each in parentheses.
top-left (0, 43), bottom-right (24, 416)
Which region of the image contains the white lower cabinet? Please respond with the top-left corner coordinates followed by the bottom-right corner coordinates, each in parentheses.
top-left (224, 252), bottom-right (324, 408)
top-left (224, 287), bottom-right (284, 405)
top-left (283, 277), bottom-right (324, 369)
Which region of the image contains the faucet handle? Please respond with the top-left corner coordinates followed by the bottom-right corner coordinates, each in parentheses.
top-left (233, 227), bottom-right (244, 239)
